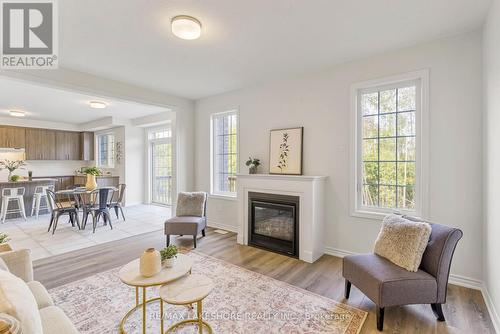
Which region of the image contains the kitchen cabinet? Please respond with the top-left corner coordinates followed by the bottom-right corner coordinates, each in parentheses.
top-left (56, 131), bottom-right (81, 160)
top-left (25, 128), bottom-right (56, 160)
top-left (80, 132), bottom-right (94, 161)
top-left (0, 126), bottom-right (25, 148)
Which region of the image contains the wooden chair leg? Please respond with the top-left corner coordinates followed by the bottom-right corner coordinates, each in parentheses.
top-left (431, 303), bottom-right (445, 321)
top-left (344, 280), bottom-right (351, 299)
top-left (376, 307), bottom-right (385, 331)
top-left (193, 235), bottom-right (197, 248)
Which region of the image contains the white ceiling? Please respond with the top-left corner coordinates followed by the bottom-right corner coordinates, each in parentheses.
top-left (0, 78), bottom-right (168, 124)
top-left (59, 0), bottom-right (491, 99)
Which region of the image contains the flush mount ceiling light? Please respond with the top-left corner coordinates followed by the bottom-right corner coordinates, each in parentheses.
top-left (9, 110), bottom-right (25, 117)
top-left (171, 15), bottom-right (202, 40)
top-left (89, 101), bottom-right (107, 109)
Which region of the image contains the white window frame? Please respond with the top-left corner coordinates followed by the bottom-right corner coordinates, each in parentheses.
top-left (350, 70), bottom-right (429, 220)
top-left (96, 132), bottom-right (115, 169)
top-left (147, 124), bottom-right (173, 206)
top-left (210, 109), bottom-right (239, 199)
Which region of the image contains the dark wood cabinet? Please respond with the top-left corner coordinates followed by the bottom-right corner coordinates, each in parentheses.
top-left (56, 131), bottom-right (81, 160)
top-left (25, 128), bottom-right (56, 160)
top-left (0, 126), bottom-right (25, 148)
top-left (80, 132), bottom-right (94, 161)
top-left (2, 126), bottom-right (93, 161)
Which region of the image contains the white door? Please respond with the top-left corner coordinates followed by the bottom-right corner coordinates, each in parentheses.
top-left (149, 128), bottom-right (172, 206)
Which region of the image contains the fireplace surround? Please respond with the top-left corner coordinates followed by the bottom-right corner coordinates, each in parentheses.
top-left (237, 174), bottom-right (327, 263)
top-left (248, 192), bottom-right (299, 257)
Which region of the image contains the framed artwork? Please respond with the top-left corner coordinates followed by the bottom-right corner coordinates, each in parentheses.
top-left (269, 127), bottom-right (303, 175)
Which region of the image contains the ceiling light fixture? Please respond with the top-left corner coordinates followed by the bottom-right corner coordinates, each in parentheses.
top-left (9, 110), bottom-right (25, 117)
top-left (171, 15), bottom-right (202, 40)
top-left (89, 101), bottom-right (107, 109)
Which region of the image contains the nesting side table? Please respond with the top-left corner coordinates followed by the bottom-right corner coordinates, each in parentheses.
top-left (118, 253), bottom-right (194, 334)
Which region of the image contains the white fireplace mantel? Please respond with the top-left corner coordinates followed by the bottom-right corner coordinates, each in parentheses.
top-left (236, 173), bottom-right (327, 263)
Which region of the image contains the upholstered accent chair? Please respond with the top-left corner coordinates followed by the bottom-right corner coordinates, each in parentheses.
top-left (164, 192), bottom-right (208, 248)
top-left (342, 221), bottom-right (463, 331)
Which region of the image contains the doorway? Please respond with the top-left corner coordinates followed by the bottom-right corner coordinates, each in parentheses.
top-left (148, 126), bottom-right (173, 206)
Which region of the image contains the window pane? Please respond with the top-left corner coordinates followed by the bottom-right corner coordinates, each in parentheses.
top-left (397, 186), bottom-right (415, 209)
top-left (379, 138), bottom-right (396, 161)
top-left (362, 116), bottom-right (378, 138)
top-left (397, 162), bottom-right (415, 186)
top-left (379, 162), bottom-right (396, 185)
top-left (363, 185), bottom-right (378, 207)
top-left (398, 86), bottom-right (416, 111)
top-left (379, 114), bottom-right (396, 137)
top-left (397, 112), bottom-right (416, 136)
top-left (361, 92), bottom-right (378, 115)
top-left (397, 137), bottom-right (416, 161)
top-left (362, 139), bottom-right (378, 161)
top-left (380, 89), bottom-right (396, 113)
top-left (379, 186), bottom-right (396, 208)
top-left (363, 162), bottom-right (378, 184)
top-left (212, 112), bottom-right (238, 194)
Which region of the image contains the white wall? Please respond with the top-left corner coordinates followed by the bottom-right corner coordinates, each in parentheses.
top-left (195, 31), bottom-right (483, 281)
top-left (483, 0), bottom-right (500, 330)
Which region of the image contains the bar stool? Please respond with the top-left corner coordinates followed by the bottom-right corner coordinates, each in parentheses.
top-left (160, 274), bottom-right (214, 333)
top-left (31, 185), bottom-right (54, 219)
top-left (0, 187), bottom-right (27, 223)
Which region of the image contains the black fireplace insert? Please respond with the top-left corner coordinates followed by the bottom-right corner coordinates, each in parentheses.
top-left (248, 192), bottom-right (299, 257)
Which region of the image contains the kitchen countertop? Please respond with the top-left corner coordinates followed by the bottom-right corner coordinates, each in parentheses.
top-left (0, 178), bottom-right (57, 185)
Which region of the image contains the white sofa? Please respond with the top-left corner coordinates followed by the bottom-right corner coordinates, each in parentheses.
top-left (0, 249), bottom-right (79, 334)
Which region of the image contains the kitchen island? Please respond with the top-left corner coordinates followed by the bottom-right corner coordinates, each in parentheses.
top-left (0, 178), bottom-right (57, 219)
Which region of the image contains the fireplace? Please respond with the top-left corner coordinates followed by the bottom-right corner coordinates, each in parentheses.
top-left (248, 192), bottom-right (299, 257)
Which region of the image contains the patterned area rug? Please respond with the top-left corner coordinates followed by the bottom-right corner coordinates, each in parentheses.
top-left (49, 251), bottom-right (367, 333)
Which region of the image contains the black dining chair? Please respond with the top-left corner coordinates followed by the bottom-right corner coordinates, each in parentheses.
top-left (81, 188), bottom-right (115, 233)
top-left (108, 184), bottom-right (126, 221)
top-left (46, 189), bottom-right (81, 235)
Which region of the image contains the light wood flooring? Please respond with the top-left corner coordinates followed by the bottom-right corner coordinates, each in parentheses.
top-left (33, 228), bottom-right (495, 334)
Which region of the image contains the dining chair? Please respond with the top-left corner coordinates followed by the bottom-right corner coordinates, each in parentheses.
top-left (108, 184), bottom-right (126, 221)
top-left (46, 189), bottom-right (81, 234)
top-left (82, 188), bottom-right (115, 233)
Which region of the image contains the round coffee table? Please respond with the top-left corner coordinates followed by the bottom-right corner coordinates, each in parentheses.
top-left (118, 253), bottom-right (193, 334)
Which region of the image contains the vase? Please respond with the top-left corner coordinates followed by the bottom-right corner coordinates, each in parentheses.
top-left (85, 174), bottom-right (98, 190)
top-left (139, 248), bottom-right (161, 277)
top-left (249, 166), bottom-right (257, 174)
top-left (163, 257), bottom-right (176, 268)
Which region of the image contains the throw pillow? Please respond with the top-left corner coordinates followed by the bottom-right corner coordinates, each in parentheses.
top-left (374, 214), bottom-right (432, 272)
top-left (176, 192), bottom-right (206, 217)
top-left (0, 270), bottom-right (42, 334)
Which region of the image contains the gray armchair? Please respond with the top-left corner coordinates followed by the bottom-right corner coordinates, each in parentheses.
top-left (164, 192), bottom-right (208, 248)
top-left (342, 221), bottom-right (463, 331)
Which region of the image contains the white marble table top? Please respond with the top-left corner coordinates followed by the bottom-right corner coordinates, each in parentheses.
top-left (118, 253), bottom-right (193, 287)
top-left (160, 274), bottom-right (214, 305)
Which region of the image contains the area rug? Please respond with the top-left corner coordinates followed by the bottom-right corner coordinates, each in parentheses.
top-left (49, 251), bottom-right (367, 333)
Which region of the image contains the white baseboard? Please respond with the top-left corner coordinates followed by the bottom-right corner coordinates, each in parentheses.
top-left (481, 285), bottom-right (500, 334)
top-left (323, 245), bottom-right (499, 332)
top-left (207, 220), bottom-right (238, 233)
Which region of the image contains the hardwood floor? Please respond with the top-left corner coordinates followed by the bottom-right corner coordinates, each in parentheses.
top-left (34, 228), bottom-right (495, 333)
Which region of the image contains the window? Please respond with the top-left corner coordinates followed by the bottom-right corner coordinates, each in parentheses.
top-left (148, 126), bottom-right (173, 205)
top-left (96, 133), bottom-right (115, 168)
top-left (211, 110), bottom-right (238, 197)
top-left (352, 72), bottom-right (428, 218)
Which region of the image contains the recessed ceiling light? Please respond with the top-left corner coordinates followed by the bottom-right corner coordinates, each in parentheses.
top-left (171, 15), bottom-right (202, 40)
top-left (9, 110), bottom-right (25, 117)
top-left (89, 101), bottom-right (107, 109)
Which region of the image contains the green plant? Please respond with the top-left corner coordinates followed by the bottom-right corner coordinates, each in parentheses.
top-left (10, 175), bottom-right (20, 182)
top-left (82, 167), bottom-right (102, 176)
top-left (160, 245), bottom-right (178, 261)
top-left (0, 159), bottom-right (26, 180)
top-left (0, 233), bottom-right (10, 244)
top-left (245, 157), bottom-right (261, 168)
